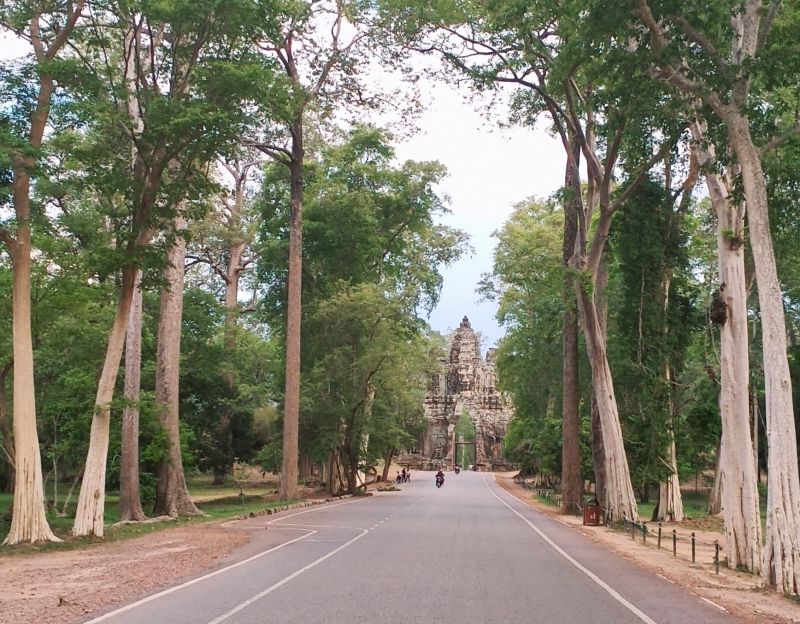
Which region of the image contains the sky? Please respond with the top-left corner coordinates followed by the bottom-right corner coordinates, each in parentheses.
top-left (392, 82), bottom-right (565, 348)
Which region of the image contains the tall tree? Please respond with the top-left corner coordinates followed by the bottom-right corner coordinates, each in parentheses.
top-left (561, 140), bottom-right (583, 514)
top-left (258, 126), bottom-right (466, 485)
top-left (380, 1), bottom-right (682, 521)
top-left (250, 1), bottom-right (381, 500)
top-left (73, 0), bottom-right (262, 536)
top-left (0, 0), bottom-right (85, 545)
top-left (690, 121), bottom-right (762, 574)
top-left (633, 1), bottom-right (800, 592)
top-left (188, 155), bottom-right (262, 482)
top-left (153, 212), bottom-right (200, 517)
top-left (118, 269), bottom-right (146, 521)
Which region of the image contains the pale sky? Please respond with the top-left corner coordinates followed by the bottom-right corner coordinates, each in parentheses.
top-left (393, 81), bottom-right (565, 347)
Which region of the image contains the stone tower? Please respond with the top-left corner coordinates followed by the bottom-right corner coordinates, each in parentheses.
top-left (421, 317), bottom-right (514, 469)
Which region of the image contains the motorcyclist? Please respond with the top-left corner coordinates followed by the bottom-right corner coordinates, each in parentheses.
top-left (435, 469), bottom-right (445, 486)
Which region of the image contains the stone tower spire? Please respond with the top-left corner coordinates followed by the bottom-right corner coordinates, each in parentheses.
top-left (421, 318), bottom-right (514, 469)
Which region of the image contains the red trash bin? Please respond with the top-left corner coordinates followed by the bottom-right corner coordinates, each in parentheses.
top-left (583, 503), bottom-right (601, 526)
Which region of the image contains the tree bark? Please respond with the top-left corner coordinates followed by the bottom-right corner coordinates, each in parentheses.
top-left (708, 439), bottom-right (722, 515)
top-left (726, 114), bottom-right (800, 593)
top-left (655, 274), bottom-right (684, 522)
top-left (73, 264), bottom-right (138, 537)
top-left (118, 269), bottom-right (146, 522)
top-left (655, 436), bottom-right (684, 522)
top-left (153, 216), bottom-right (201, 517)
top-left (576, 239), bottom-right (639, 522)
top-left (561, 142), bottom-right (582, 515)
top-left (0, 2), bottom-right (85, 543)
top-left (691, 122), bottom-right (762, 573)
top-left (279, 118), bottom-right (304, 501)
top-left (590, 389), bottom-right (606, 508)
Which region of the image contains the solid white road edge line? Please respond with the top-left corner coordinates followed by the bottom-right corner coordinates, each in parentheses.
top-left (204, 528), bottom-right (369, 624)
top-left (81, 529), bottom-right (317, 624)
top-left (484, 477), bottom-right (660, 624)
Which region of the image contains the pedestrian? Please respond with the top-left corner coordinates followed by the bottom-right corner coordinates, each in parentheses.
top-left (401, 468), bottom-right (406, 483)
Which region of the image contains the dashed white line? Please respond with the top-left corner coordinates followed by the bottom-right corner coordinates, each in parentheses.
top-left (81, 529), bottom-right (317, 624)
top-left (204, 528), bottom-right (369, 624)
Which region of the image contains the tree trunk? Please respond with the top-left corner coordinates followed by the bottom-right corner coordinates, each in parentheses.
top-left (590, 389), bottom-right (606, 508)
top-left (727, 114), bottom-right (800, 594)
top-left (0, 361), bottom-right (15, 491)
top-left (73, 264), bottom-right (138, 537)
top-left (561, 142), bottom-right (582, 516)
top-left (215, 186), bottom-right (248, 484)
top-left (153, 216), bottom-right (201, 517)
top-left (118, 269), bottom-right (146, 522)
top-left (279, 119), bottom-right (304, 501)
top-left (3, 235), bottom-right (60, 544)
top-left (381, 450), bottom-right (393, 482)
top-left (655, 276), bottom-right (684, 522)
top-left (655, 436), bottom-right (684, 522)
top-left (1, 15), bottom-right (77, 542)
top-left (691, 122), bottom-right (762, 573)
top-left (708, 439), bottom-right (722, 515)
top-left (576, 281), bottom-right (639, 522)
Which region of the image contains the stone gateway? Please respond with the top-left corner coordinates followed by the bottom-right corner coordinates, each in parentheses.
top-left (419, 317), bottom-right (514, 470)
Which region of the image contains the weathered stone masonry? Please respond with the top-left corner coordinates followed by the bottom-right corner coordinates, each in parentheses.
top-left (419, 317), bottom-right (514, 470)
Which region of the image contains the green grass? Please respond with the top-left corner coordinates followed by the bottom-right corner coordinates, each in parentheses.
top-left (0, 477), bottom-right (293, 556)
top-left (637, 491), bottom-right (711, 523)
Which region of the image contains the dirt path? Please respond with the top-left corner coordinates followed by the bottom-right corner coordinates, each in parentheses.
top-left (493, 473), bottom-right (800, 624)
top-left (0, 523), bottom-right (249, 624)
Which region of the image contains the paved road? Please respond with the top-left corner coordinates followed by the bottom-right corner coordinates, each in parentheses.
top-left (81, 472), bottom-right (743, 624)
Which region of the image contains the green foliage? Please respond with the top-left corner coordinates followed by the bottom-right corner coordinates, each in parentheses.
top-left (482, 198), bottom-right (590, 479)
top-left (608, 178), bottom-right (703, 494)
top-left (257, 125), bottom-right (469, 323)
top-left (302, 283), bottom-right (433, 492)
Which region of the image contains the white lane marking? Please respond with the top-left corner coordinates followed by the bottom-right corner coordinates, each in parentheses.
top-left (81, 529), bottom-right (316, 624)
top-left (84, 497), bottom-right (369, 623)
top-left (205, 495), bottom-right (430, 622)
top-left (483, 478), bottom-right (659, 624)
top-left (699, 596), bottom-right (727, 612)
top-left (204, 528), bottom-right (369, 624)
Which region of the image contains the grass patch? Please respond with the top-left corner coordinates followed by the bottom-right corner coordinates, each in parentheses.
top-left (0, 480), bottom-right (295, 557)
top-left (534, 492), bottom-right (561, 508)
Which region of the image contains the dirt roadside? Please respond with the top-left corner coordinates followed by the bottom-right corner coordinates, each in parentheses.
top-left (2, 476), bottom-right (799, 624)
top-left (492, 473), bottom-right (800, 624)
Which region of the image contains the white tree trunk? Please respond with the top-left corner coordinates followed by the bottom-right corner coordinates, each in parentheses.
top-left (1, 3), bottom-right (85, 543)
top-left (655, 436), bottom-right (684, 522)
top-left (708, 440), bottom-right (722, 516)
top-left (119, 269), bottom-right (146, 522)
top-left (3, 242), bottom-right (60, 544)
top-left (576, 284), bottom-right (639, 522)
top-left (153, 216), bottom-right (201, 517)
top-left (73, 265), bottom-right (138, 537)
top-left (655, 275), bottom-right (684, 523)
top-left (728, 115), bottom-right (800, 594)
top-left (691, 122), bottom-right (762, 573)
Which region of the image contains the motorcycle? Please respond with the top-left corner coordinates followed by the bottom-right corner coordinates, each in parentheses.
top-left (435, 474), bottom-right (444, 488)
top-left (454, 466), bottom-right (461, 474)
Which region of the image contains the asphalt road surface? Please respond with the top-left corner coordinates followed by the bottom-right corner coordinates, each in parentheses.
top-left (81, 472), bottom-right (744, 624)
